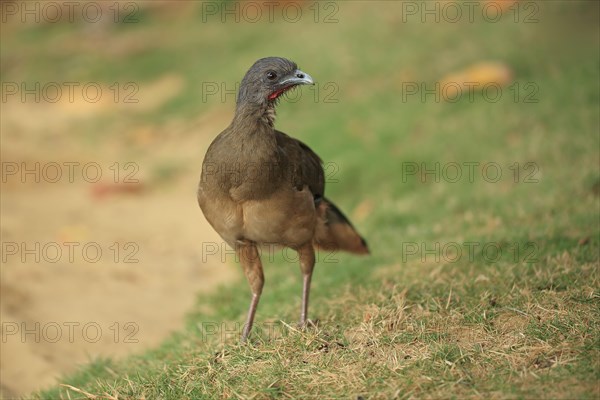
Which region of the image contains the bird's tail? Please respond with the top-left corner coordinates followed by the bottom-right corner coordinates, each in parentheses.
top-left (314, 197), bottom-right (369, 255)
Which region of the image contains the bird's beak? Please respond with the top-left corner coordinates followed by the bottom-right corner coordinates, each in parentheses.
top-left (281, 70), bottom-right (314, 86)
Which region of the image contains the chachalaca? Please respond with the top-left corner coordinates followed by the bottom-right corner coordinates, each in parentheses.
top-left (198, 57), bottom-right (368, 342)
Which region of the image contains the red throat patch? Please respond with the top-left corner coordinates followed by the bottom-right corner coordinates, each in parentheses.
top-left (268, 85), bottom-right (295, 100)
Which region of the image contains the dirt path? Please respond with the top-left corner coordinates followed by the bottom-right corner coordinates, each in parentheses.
top-left (0, 97), bottom-right (235, 398)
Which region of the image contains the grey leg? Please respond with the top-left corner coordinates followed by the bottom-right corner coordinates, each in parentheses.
top-left (298, 243), bottom-right (316, 327)
top-left (237, 243), bottom-right (264, 342)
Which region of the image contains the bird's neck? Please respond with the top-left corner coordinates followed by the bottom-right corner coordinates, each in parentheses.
top-left (233, 102), bottom-right (277, 129)
top-left (229, 103), bottom-right (280, 168)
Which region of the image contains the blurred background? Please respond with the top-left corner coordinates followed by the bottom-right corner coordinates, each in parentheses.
top-left (1, 0), bottom-right (598, 398)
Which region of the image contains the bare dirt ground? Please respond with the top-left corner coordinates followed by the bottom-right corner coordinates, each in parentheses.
top-left (0, 87), bottom-right (235, 398)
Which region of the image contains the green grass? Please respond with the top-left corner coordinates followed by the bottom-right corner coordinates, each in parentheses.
top-left (4, 0), bottom-right (597, 398)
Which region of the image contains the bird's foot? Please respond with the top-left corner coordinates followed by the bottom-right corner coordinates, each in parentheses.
top-left (298, 318), bottom-right (319, 330)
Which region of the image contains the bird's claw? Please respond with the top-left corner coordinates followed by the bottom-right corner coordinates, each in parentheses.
top-left (298, 319), bottom-right (318, 330)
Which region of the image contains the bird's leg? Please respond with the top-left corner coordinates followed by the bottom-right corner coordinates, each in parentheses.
top-left (298, 243), bottom-right (316, 328)
top-left (237, 243), bottom-right (264, 343)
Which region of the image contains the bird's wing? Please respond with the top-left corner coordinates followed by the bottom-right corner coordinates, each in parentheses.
top-left (275, 130), bottom-right (325, 198)
top-left (274, 130), bottom-right (368, 254)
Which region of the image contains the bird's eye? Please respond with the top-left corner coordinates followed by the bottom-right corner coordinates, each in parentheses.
top-left (266, 71), bottom-right (277, 80)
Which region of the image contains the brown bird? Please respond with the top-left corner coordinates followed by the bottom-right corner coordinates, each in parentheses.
top-left (198, 57), bottom-right (368, 342)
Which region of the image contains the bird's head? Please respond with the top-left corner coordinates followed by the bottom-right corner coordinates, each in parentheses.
top-left (236, 57), bottom-right (314, 112)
